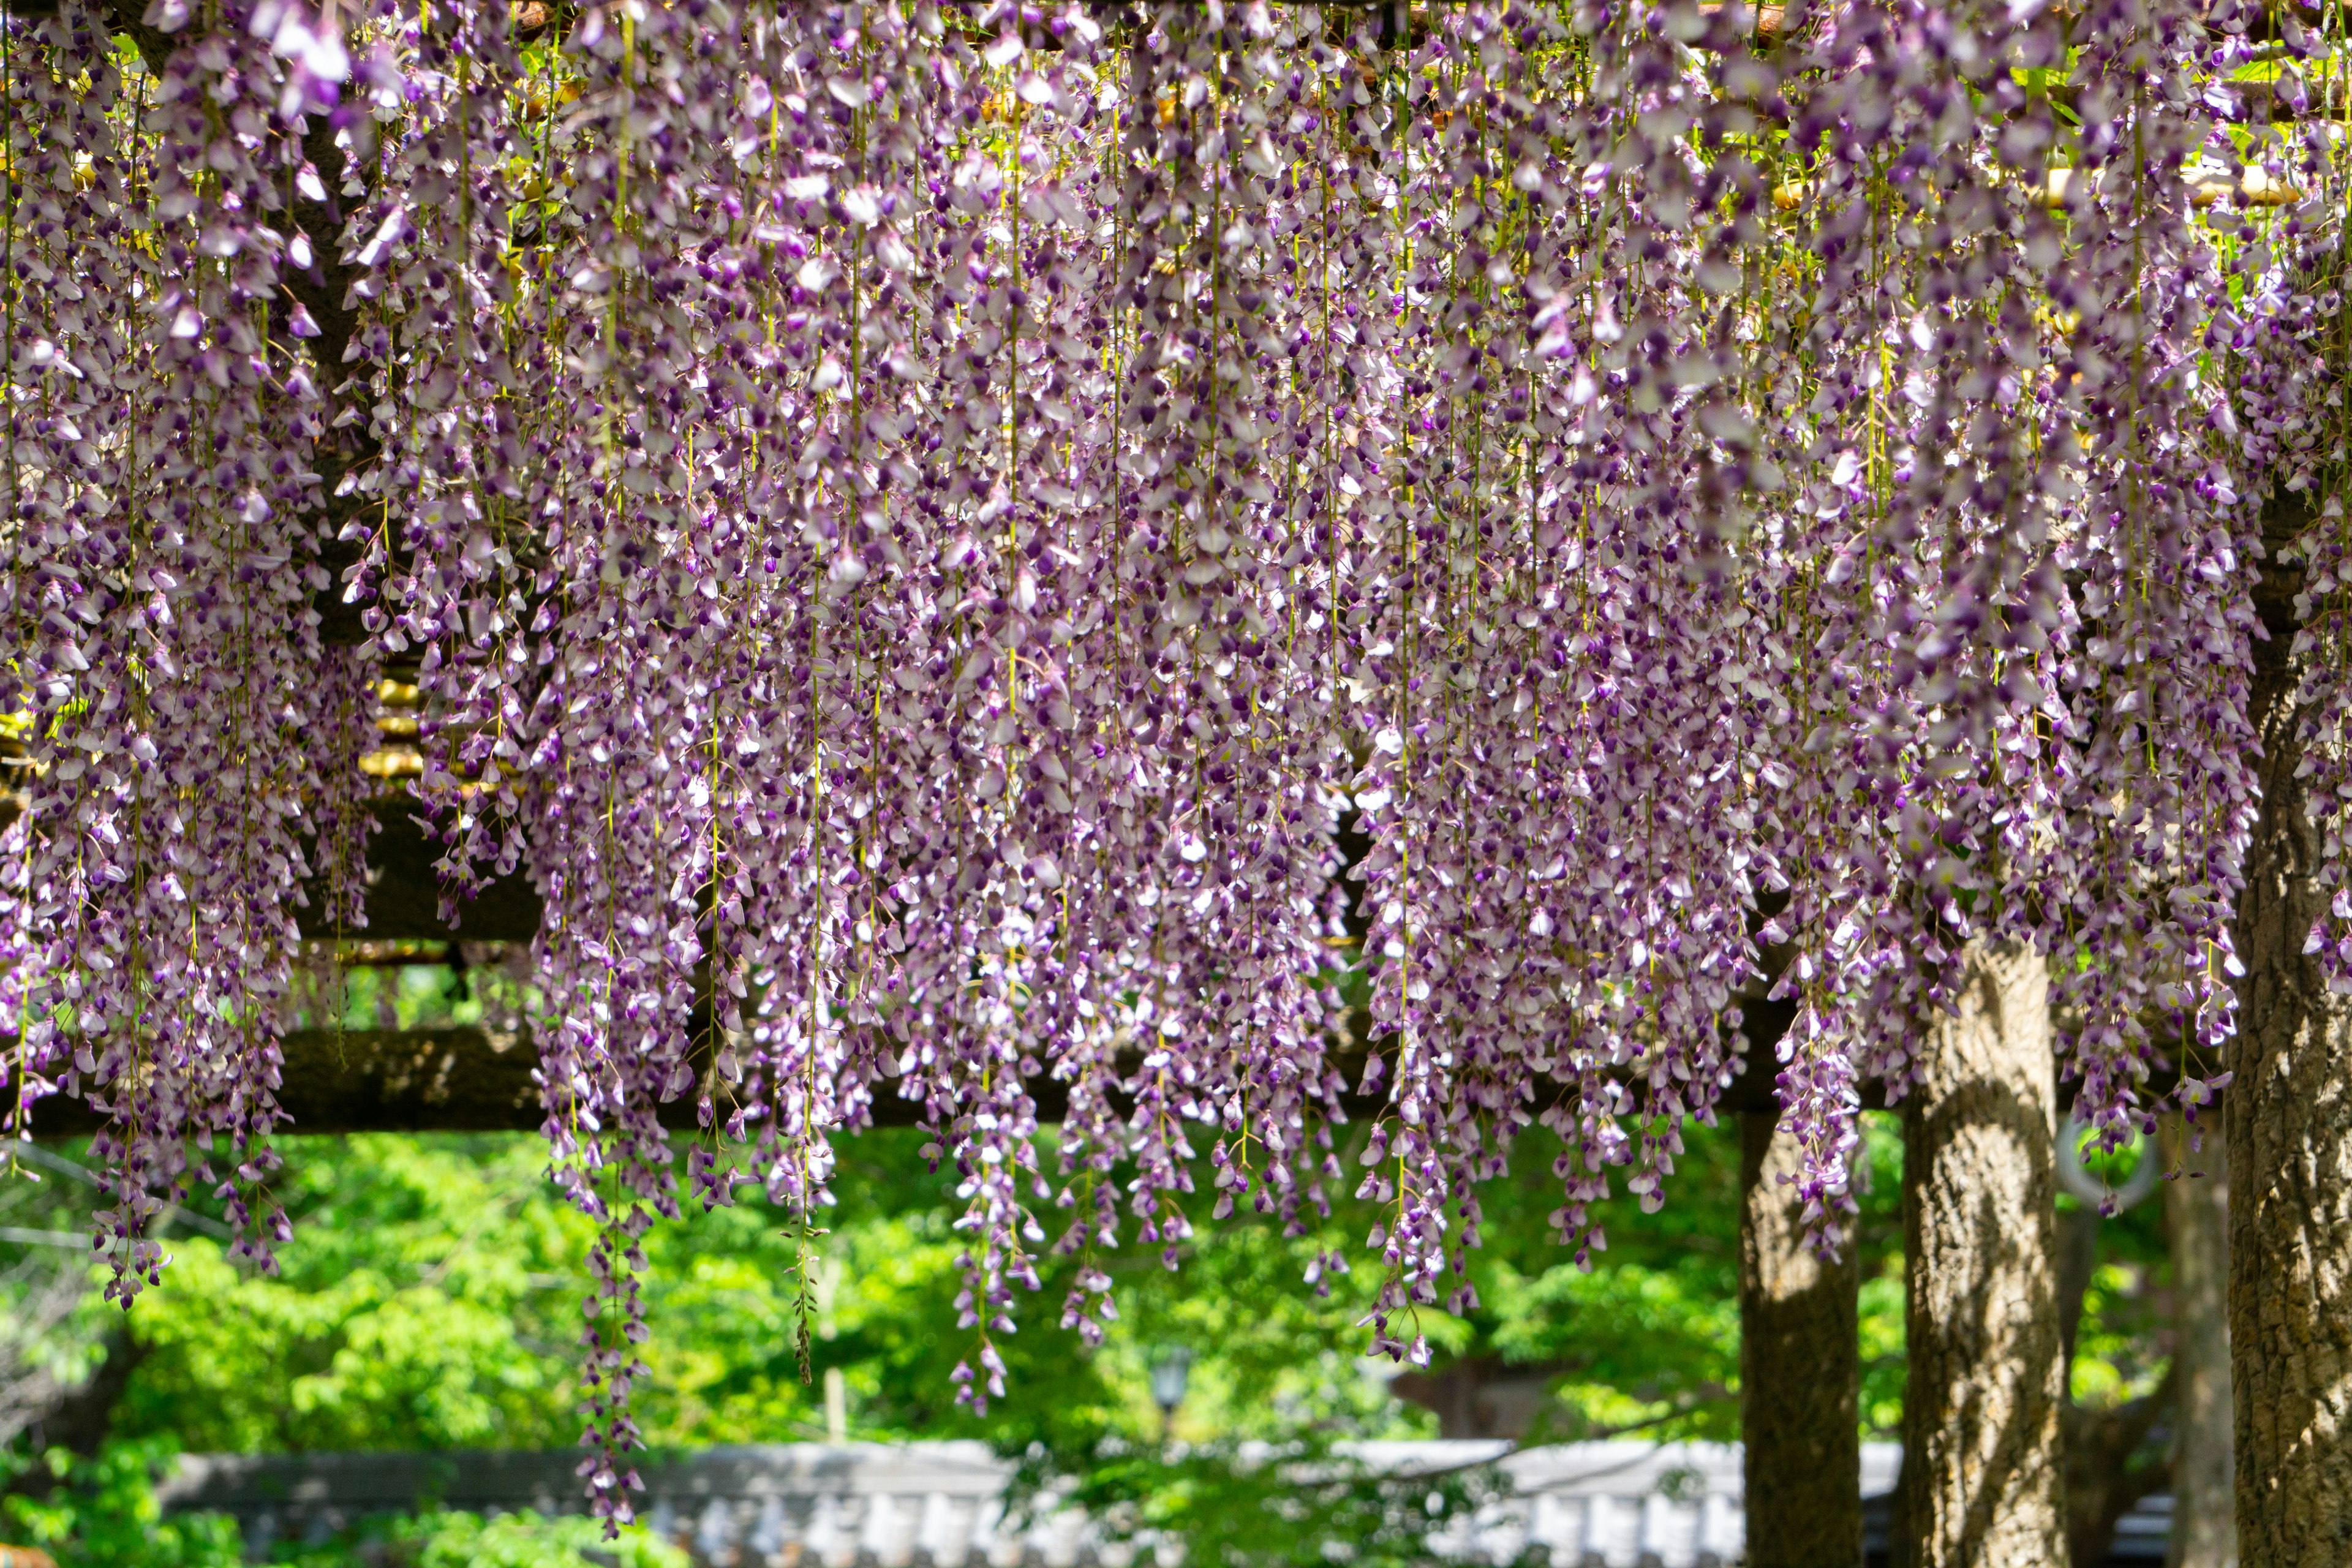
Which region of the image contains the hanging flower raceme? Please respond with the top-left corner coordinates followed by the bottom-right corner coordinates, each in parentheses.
top-left (1, 0), bottom-right (363, 1294)
top-left (0, 0), bottom-right (2311, 1519)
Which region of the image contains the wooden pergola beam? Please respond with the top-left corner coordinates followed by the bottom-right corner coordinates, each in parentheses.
top-left (20, 995), bottom-right (1852, 1139)
top-left (21, 975), bottom-right (2194, 1142)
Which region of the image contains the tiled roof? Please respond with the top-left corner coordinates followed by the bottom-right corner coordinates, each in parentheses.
top-left (160, 1440), bottom-right (2169, 1566)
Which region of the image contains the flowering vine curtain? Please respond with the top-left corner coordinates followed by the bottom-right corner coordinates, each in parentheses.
top-left (0, 0), bottom-right (2339, 1517)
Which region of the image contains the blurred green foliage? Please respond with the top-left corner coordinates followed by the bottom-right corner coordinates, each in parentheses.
top-left (0, 1085), bottom-right (2180, 1566)
top-left (1, 1438), bottom-right (245, 1568)
top-left (273, 1509), bottom-right (687, 1568)
top-left (2061, 1124), bottom-right (2174, 1416)
top-left (89, 1117), bottom-right (1794, 1455)
top-left (1013, 1428), bottom-right (1545, 1568)
top-left (0, 1441), bottom-right (682, 1568)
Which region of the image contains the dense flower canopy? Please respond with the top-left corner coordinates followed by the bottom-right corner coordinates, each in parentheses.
top-left (0, 0), bottom-right (2342, 1518)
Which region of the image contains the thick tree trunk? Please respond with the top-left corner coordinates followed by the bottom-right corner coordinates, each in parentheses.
top-left (1738, 1108), bottom-right (1862, 1568)
top-left (2226, 573), bottom-right (2352, 1568)
top-left (2163, 1112), bottom-right (2236, 1568)
top-left (1893, 940), bottom-right (2070, 1568)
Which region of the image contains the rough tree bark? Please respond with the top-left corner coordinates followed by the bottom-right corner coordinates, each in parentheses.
top-left (1893, 940), bottom-right (2070, 1568)
top-left (1738, 1107), bottom-right (1862, 1568)
top-left (2225, 524), bottom-right (2352, 1568)
top-left (2162, 1112), bottom-right (2236, 1568)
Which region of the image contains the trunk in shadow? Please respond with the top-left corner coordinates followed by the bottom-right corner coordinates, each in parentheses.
top-left (2226, 507), bottom-right (2352, 1568)
top-left (2162, 1111), bottom-right (2236, 1568)
top-left (1738, 1106), bottom-right (1862, 1568)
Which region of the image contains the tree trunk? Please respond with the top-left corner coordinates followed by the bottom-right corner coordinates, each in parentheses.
top-left (1389, 1353), bottom-right (1577, 1439)
top-left (2163, 1112), bottom-right (2236, 1568)
top-left (1893, 940), bottom-right (2070, 1568)
top-left (2062, 1370), bottom-right (2173, 1566)
top-left (5, 1329), bottom-right (146, 1503)
top-left (2226, 570), bottom-right (2352, 1568)
top-left (1739, 1108), bottom-right (1863, 1568)
top-left (2060, 1196), bottom-right (2174, 1566)
top-left (2057, 1203), bottom-right (2100, 1374)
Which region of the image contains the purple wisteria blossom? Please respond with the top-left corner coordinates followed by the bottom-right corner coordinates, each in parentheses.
top-left (0, 0), bottom-right (2331, 1525)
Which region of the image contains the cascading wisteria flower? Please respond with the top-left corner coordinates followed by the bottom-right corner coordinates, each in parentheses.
top-left (0, 0), bottom-right (2334, 1522)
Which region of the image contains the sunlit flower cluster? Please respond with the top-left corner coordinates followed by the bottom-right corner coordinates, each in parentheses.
top-left (0, 0), bottom-right (2332, 1519)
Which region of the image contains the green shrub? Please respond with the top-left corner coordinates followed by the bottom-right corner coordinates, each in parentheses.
top-left (273, 1509), bottom-right (688, 1568)
top-left (1, 1439), bottom-right (245, 1568)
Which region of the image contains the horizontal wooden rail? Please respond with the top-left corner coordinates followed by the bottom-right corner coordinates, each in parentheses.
top-left (23, 995), bottom-right (1891, 1139)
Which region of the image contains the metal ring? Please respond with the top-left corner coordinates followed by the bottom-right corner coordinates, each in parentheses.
top-left (2056, 1113), bottom-right (2160, 1213)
